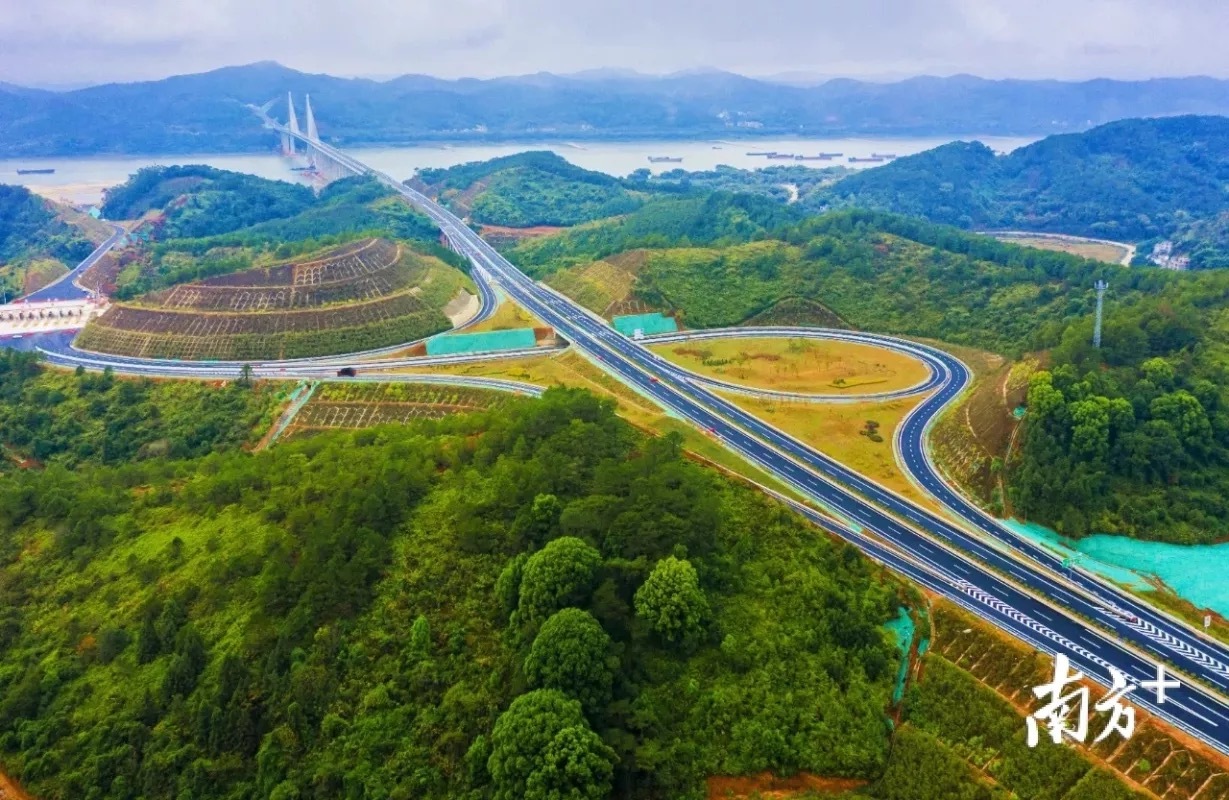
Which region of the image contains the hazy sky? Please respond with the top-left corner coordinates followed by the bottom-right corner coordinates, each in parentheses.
top-left (2, 0), bottom-right (1227, 86)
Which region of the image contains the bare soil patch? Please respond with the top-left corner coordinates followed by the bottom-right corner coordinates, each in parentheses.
top-left (708, 772), bottom-right (867, 799)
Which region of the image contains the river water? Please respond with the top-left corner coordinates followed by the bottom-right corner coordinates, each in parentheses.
top-left (1, 134), bottom-right (1036, 206)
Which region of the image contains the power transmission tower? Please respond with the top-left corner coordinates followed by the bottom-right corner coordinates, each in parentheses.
top-left (1093, 280), bottom-right (1108, 348)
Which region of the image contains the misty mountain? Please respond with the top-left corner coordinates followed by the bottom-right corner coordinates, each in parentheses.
top-left (4, 62), bottom-right (1229, 156)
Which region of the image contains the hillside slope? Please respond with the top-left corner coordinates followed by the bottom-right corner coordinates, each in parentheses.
top-left (0, 389), bottom-right (906, 799)
top-left (100, 165), bottom-right (316, 238)
top-left (414, 151), bottom-right (644, 227)
top-left (78, 237), bottom-right (470, 360)
top-left (816, 115), bottom-right (1229, 252)
top-left (0, 185), bottom-right (96, 296)
top-left (100, 172), bottom-right (459, 299)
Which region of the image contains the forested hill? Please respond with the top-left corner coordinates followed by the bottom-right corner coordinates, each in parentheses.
top-left (414, 151), bottom-right (644, 227)
top-left (512, 201), bottom-right (1121, 354)
top-left (511, 201), bottom-right (1229, 543)
top-left (0, 184), bottom-right (96, 297)
top-left (97, 169), bottom-right (462, 297)
top-left (816, 115), bottom-right (1229, 250)
top-left (7, 62), bottom-right (1229, 156)
top-left (0, 388), bottom-right (912, 799)
top-left (101, 165), bottom-right (316, 236)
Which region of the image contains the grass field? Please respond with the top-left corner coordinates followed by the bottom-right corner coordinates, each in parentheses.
top-left (395, 351), bottom-right (810, 500)
top-left (544, 249), bottom-right (656, 317)
top-left (725, 392), bottom-right (942, 512)
top-left (649, 336), bottom-right (931, 394)
top-left (992, 233), bottom-right (1131, 265)
top-left (465, 298), bottom-right (545, 332)
top-left (18, 258), bottom-right (68, 294)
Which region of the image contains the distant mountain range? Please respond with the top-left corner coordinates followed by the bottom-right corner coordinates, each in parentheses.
top-left (4, 62), bottom-right (1229, 157)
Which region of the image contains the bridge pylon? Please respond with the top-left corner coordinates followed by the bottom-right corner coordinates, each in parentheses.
top-left (304, 94), bottom-right (320, 142)
top-left (282, 92), bottom-right (301, 156)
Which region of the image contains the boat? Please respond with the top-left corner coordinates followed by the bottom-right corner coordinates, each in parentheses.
top-left (16, 168), bottom-right (55, 175)
top-left (795, 155), bottom-right (832, 161)
top-left (848, 156), bottom-right (886, 163)
top-left (871, 153), bottom-right (898, 159)
top-left (819, 152), bottom-right (843, 158)
top-left (746, 151), bottom-right (776, 156)
top-left (766, 153), bottom-right (797, 160)
top-left (647, 156), bottom-right (683, 163)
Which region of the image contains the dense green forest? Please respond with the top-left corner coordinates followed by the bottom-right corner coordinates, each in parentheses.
top-left (0, 350), bottom-right (278, 469)
top-left (110, 175), bottom-right (462, 298)
top-left (101, 165), bottom-right (316, 238)
top-left (415, 153), bottom-right (846, 229)
top-left (625, 163), bottom-right (845, 205)
top-left (512, 202), bottom-right (1132, 354)
top-left (510, 192), bottom-right (799, 273)
top-left (0, 388), bottom-right (914, 799)
top-left (1011, 294), bottom-right (1229, 543)
top-left (417, 152), bottom-right (644, 227)
top-left (0, 185), bottom-right (95, 296)
top-left (815, 116), bottom-right (1229, 263)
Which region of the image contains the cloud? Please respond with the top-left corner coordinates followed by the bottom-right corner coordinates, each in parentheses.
top-left (1, 0), bottom-right (1228, 86)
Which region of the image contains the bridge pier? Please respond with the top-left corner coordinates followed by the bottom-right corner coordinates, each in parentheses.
top-left (305, 144), bottom-right (357, 186)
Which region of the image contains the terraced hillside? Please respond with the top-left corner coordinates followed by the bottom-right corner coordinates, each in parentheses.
top-left (77, 238), bottom-right (473, 360)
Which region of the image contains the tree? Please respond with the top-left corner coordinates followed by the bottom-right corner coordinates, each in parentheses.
top-left (98, 626), bottom-right (131, 664)
top-left (488, 690), bottom-right (615, 800)
top-left (1140, 357), bottom-right (1175, 390)
top-left (408, 614), bottom-right (431, 660)
top-left (495, 553), bottom-right (529, 622)
top-left (634, 556), bottom-right (708, 644)
top-left (514, 493), bottom-right (564, 549)
top-left (136, 612), bottom-right (160, 664)
top-left (525, 725), bottom-right (617, 800)
top-left (517, 537), bottom-right (602, 626)
top-left (524, 608), bottom-right (614, 714)
top-left (1069, 397), bottom-right (1111, 463)
top-left (1150, 391), bottom-right (1211, 450)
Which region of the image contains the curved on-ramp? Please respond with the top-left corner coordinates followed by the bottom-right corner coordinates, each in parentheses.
top-left (659, 323), bottom-right (1229, 709)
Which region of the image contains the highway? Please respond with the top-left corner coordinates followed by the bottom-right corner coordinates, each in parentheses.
top-left (17, 224), bottom-right (125, 303)
top-left (6, 329), bottom-right (558, 380)
top-left (17, 114), bottom-right (1229, 751)
top-left (357, 168), bottom-right (1229, 752)
top-left (650, 326), bottom-right (1229, 690)
top-left (10, 238), bottom-right (502, 371)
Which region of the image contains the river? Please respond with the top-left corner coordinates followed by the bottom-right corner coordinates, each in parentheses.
top-left (1, 134), bottom-right (1036, 206)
